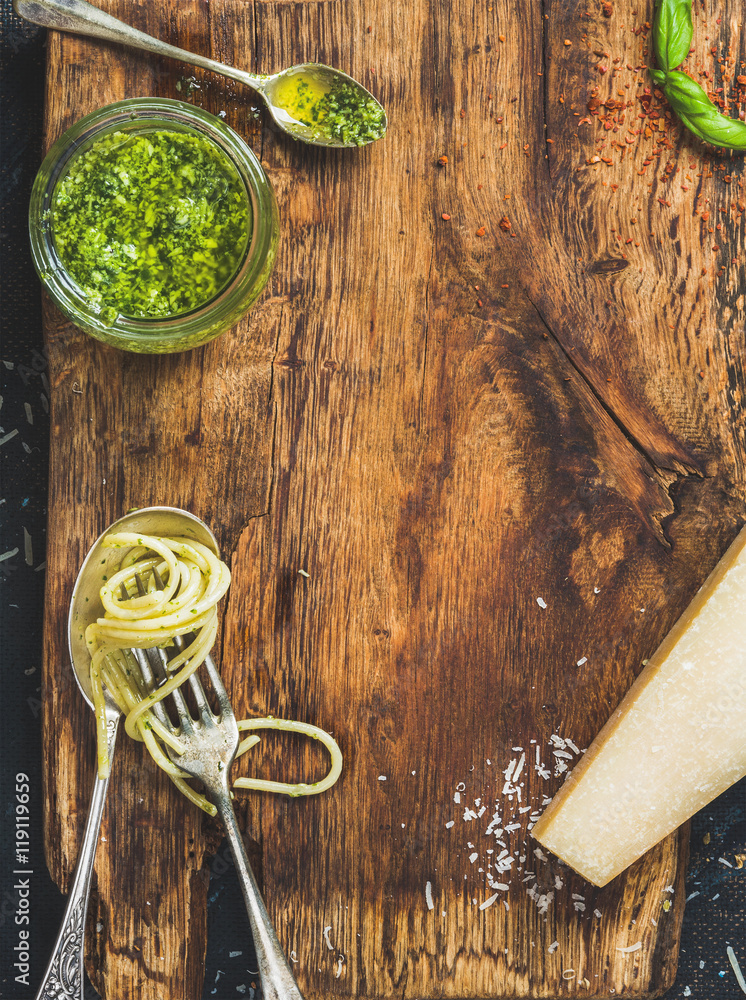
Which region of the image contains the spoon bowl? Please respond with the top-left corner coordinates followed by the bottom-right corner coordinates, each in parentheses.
top-left (15, 0), bottom-right (387, 149)
top-left (263, 63), bottom-right (387, 148)
top-left (68, 505), bottom-right (220, 704)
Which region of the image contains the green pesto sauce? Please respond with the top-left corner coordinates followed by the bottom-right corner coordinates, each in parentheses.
top-left (51, 130), bottom-right (251, 320)
top-left (275, 75), bottom-right (386, 146)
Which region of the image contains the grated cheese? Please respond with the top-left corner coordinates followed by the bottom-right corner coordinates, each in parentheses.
top-left (727, 947), bottom-right (746, 995)
top-left (425, 881), bottom-right (434, 911)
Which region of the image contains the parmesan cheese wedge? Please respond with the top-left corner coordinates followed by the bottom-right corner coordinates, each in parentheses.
top-left (533, 526), bottom-right (746, 887)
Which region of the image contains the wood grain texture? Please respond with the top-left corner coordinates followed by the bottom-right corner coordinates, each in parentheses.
top-left (40, 0), bottom-right (746, 998)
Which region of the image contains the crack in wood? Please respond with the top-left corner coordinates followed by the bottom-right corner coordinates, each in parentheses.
top-left (524, 290), bottom-right (704, 543)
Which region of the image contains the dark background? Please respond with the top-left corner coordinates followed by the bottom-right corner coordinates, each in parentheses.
top-left (1, 3), bottom-right (744, 998)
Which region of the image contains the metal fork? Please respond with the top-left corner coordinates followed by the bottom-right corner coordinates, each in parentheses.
top-left (118, 571), bottom-right (303, 999)
top-left (152, 641), bottom-right (304, 1000)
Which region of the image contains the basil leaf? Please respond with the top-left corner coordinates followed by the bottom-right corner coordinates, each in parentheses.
top-left (665, 72), bottom-right (746, 149)
top-left (654, 0), bottom-right (693, 73)
top-left (675, 112), bottom-right (707, 143)
top-left (653, 1), bottom-right (746, 150)
top-left (689, 112), bottom-right (746, 150)
top-left (663, 71), bottom-right (715, 116)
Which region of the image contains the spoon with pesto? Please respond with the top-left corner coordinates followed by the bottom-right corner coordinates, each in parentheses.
top-left (15, 0), bottom-right (387, 148)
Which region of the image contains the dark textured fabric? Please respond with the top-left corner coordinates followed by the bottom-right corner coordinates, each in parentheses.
top-left (0, 3), bottom-right (743, 998)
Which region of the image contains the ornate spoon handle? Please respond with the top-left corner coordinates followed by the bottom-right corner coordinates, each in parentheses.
top-left (34, 709), bottom-right (119, 1000)
top-left (13, 0), bottom-right (266, 91)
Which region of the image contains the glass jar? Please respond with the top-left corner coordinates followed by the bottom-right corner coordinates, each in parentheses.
top-left (29, 98), bottom-right (279, 353)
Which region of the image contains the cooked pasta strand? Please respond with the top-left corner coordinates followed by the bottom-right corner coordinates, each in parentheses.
top-left (85, 531), bottom-right (342, 810)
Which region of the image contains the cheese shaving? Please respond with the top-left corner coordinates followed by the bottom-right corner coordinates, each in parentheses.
top-left (727, 947), bottom-right (746, 995)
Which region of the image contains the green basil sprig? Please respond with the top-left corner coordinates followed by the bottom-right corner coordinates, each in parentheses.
top-left (652, 0), bottom-right (746, 150)
top-left (653, 0), bottom-right (692, 73)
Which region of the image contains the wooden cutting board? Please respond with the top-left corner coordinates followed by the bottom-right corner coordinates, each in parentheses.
top-left (40, 1), bottom-right (746, 997)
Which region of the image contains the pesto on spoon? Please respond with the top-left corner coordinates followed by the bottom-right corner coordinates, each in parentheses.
top-left (15, 0), bottom-right (387, 149)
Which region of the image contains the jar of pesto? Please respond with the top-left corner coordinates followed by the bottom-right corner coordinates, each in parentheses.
top-left (29, 99), bottom-right (278, 353)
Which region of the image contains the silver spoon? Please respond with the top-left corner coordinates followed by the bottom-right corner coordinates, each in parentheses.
top-left (34, 506), bottom-right (219, 1000)
top-left (14, 0), bottom-right (387, 148)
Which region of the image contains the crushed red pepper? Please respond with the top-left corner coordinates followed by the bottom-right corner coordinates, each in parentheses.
top-left (564, 4), bottom-right (746, 270)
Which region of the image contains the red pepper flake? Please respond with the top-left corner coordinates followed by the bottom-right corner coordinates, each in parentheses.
top-left (476, 226), bottom-right (486, 236)
top-left (602, 1), bottom-right (613, 15)
top-left (499, 217), bottom-right (511, 231)
top-left (564, 39), bottom-right (572, 46)
top-left (437, 155), bottom-right (448, 166)
top-left (441, 213), bottom-right (451, 221)
top-left (501, 284), bottom-right (509, 288)
top-left (699, 371), bottom-right (705, 378)
top-left (460, 109), bottom-right (466, 118)
top-left (477, 299), bottom-right (483, 307)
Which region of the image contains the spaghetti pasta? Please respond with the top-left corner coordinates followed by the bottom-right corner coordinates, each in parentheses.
top-left (85, 531), bottom-right (342, 814)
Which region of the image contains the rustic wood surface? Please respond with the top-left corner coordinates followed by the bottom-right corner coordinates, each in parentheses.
top-left (41, 0), bottom-right (746, 997)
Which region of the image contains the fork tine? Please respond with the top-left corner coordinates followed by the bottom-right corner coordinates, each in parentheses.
top-left (201, 653), bottom-right (235, 721)
top-left (123, 575), bottom-right (175, 732)
top-left (186, 671), bottom-right (214, 724)
top-left (167, 633), bottom-right (214, 726)
top-left (169, 683), bottom-right (196, 734)
top-left (149, 566), bottom-right (214, 727)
